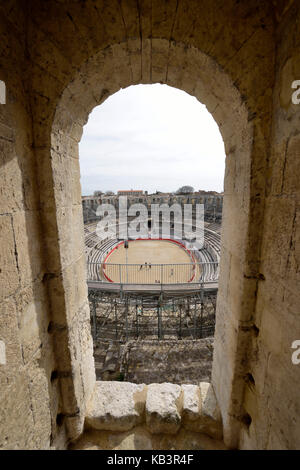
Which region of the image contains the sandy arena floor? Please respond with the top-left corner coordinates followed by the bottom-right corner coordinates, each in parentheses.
top-left (102, 240), bottom-right (198, 284)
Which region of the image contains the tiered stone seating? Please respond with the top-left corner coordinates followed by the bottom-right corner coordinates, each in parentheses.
top-left (84, 222), bottom-right (221, 284)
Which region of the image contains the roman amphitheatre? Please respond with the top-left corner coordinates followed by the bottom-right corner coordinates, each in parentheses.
top-left (0, 0), bottom-right (299, 452)
top-left (86, 218), bottom-right (220, 276)
top-left (83, 203), bottom-right (220, 397)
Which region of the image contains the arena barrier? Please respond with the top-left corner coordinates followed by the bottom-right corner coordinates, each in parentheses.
top-left (87, 261), bottom-right (219, 285)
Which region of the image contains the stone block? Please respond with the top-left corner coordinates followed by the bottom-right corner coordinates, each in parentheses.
top-left (181, 383), bottom-right (223, 439)
top-left (0, 371), bottom-right (35, 449)
top-left (0, 297), bottom-right (22, 388)
top-left (146, 383), bottom-right (182, 434)
top-left (17, 283), bottom-right (50, 365)
top-left (0, 144), bottom-right (24, 214)
top-left (199, 382), bottom-right (223, 440)
top-left (12, 210), bottom-right (44, 286)
top-left (25, 365), bottom-right (52, 449)
top-left (182, 384), bottom-right (201, 422)
top-left (86, 381), bottom-right (146, 432)
top-left (0, 215), bottom-right (19, 300)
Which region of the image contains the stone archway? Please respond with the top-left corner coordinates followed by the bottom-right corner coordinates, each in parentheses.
top-left (41, 39), bottom-right (259, 447)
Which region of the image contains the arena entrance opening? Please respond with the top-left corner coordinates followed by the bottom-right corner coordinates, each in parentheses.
top-left (78, 82), bottom-right (226, 394)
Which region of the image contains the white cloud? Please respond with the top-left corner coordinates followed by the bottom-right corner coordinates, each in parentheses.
top-left (79, 84), bottom-right (226, 195)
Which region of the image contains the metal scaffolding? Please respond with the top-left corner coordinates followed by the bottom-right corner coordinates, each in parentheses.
top-left (88, 287), bottom-right (217, 343)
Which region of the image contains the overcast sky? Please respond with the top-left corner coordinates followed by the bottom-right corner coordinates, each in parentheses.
top-left (79, 84), bottom-right (226, 196)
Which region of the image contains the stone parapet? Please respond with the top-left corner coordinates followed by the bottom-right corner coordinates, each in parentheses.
top-left (85, 380), bottom-right (222, 440)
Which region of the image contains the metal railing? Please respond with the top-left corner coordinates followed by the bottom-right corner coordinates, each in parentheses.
top-left (87, 261), bottom-right (219, 285)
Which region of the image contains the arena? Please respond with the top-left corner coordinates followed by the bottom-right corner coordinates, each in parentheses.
top-left (84, 217), bottom-right (220, 388)
top-left (85, 220), bottom-right (220, 287)
top-left (105, 239), bottom-right (193, 266)
top-left (103, 239), bottom-right (196, 284)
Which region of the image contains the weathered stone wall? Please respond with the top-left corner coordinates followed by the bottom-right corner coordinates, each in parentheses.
top-left (238, 2), bottom-right (300, 450)
top-left (0, 5), bottom-right (60, 449)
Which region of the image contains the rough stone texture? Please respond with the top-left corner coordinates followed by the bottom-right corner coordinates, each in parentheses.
top-left (93, 338), bottom-right (214, 384)
top-left (181, 383), bottom-right (223, 440)
top-left (71, 380), bottom-right (224, 449)
top-left (199, 382), bottom-right (223, 440)
top-left (122, 339), bottom-right (214, 384)
top-left (0, 0), bottom-right (299, 450)
top-left (84, 381), bottom-right (222, 443)
top-left (146, 383), bottom-right (183, 434)
top-left (182, 384), bottom-right (201, 421)
top-left (70, 426), bottom-right (226, 451)
top-left (237, 2), bottom-right (300, 450)
top-left (85, 381), bottom-right (146, 431)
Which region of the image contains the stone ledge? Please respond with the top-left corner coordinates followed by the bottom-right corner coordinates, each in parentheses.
top-left (70, 426), bottom-right (227, 450)
top-left (146, 383), bottom-right (183, 434)
top-left (85, 381), bottom-right (222, 439)
top-left (85, 381), bottom-right (146, 432)
top-left (182, 382), bottom-right (223, 440)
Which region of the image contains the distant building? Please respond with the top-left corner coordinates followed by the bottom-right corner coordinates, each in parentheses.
top-left (82, 190), bottom-right (223, 224)
top-left (117, 189), bottom-right (144, 197)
